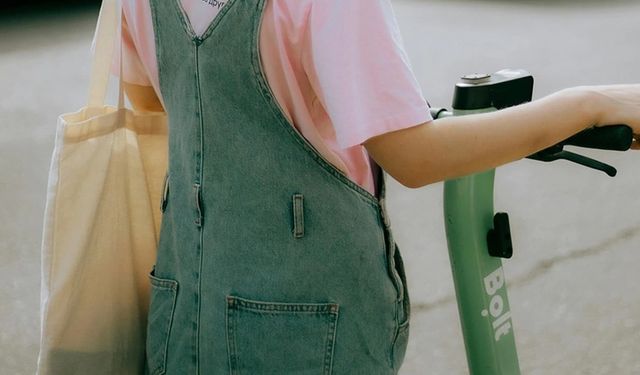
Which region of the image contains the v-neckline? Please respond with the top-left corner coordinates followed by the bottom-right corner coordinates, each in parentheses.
top-left (173, 0), bottom-right (239, 42)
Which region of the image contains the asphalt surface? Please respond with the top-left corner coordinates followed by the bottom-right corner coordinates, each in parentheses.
top-left (1, 1), bottom-right (639, 374)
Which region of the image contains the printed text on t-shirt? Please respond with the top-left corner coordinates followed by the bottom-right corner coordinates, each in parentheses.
top-left (201, 0), bottom-right (226, 9)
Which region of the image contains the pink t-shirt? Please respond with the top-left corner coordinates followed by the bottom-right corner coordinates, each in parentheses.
top-left (113, 0), bottom-right (432, 195)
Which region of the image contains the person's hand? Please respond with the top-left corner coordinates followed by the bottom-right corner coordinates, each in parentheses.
top-left (584, 84), bottom-right (640, 150)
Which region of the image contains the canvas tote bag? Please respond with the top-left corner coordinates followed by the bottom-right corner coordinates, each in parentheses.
top-left (36, 0), bottom-right (168, 373)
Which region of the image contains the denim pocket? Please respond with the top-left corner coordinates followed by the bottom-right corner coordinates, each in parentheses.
top-left (146, 269), bottom-right (178, 375)
top-left (226, 295), bottom-right (339, 375)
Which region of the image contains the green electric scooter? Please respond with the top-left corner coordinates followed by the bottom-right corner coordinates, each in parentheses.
top-left (430, 69), bottom-right (634, 375)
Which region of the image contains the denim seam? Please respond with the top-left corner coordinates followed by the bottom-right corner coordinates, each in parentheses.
top-left (170, 0), bottom-right (200, 41)
top-left (250, 0), bottom-right (380, 209)
top-left (226, 297), bottom-right (239, 375)
top-left (324, 310), bottom-right (339, 375)
top-left (193, 37), bottom-right (206, 375)
top-left (148, 278), bottom-right (178, 375)
top-left (199, 0), bottom-right (240, 42)
top-left (149, 275), bottom-right (178, 290)
top-left (171, 0), bottom-right (239, 45)
top-left (228, 295), bottom-right (339, 313)
top-left (162, 286), bottom-right (178, 375)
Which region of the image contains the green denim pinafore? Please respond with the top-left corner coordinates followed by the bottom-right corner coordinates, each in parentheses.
top-left (146, 0), bottom-right (411, 373)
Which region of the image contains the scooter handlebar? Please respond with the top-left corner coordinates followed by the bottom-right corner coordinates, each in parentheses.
top-left (562, 125), bottom-right (633, 151)
top-left (429, 106), bottom-right (633, 176)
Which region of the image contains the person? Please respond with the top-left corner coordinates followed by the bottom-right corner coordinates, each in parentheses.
top-left (112, 0), bottom-right (639, 374)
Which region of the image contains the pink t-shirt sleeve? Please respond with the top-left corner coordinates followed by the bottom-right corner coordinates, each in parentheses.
top-left (303, 0), bottom-right (432, 149)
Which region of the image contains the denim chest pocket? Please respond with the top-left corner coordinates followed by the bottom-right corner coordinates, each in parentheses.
top-left (146, 269), bottom-right (178, 375)
top-left (225, 295), bottom-right (339, 375)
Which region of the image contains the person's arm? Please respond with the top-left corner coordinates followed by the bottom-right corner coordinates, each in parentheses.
top-left (123, 82), bottom-right (165, 112)
top-left (363, 85), bottom-right (640, 188)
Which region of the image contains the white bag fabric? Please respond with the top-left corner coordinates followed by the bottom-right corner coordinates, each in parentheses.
top-left (37, 0), bottom-right (167, 373)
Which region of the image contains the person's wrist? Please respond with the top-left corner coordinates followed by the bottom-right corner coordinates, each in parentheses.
top-left (568, 85), bottom-right (605, 129)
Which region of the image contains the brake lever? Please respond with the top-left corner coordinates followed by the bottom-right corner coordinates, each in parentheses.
top-left (526, 146), bottom-right (618, 177)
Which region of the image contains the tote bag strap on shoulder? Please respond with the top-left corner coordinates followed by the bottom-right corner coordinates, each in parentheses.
top-left (88, 0), bottom-right (125, 110)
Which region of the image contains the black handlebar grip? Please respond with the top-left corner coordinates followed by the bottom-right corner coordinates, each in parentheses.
top-left (563, 125), bottom-right (633, 151)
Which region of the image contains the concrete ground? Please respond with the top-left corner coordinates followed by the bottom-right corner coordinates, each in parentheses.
top-left (1, 1), bottom-right (639, 374)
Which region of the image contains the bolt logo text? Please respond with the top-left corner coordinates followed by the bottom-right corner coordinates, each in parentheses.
top-left (481, 267), bottom-right (512, 341)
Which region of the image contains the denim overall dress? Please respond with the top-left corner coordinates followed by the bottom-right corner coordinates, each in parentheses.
top-left (146, 0), bottom-right (411, 373)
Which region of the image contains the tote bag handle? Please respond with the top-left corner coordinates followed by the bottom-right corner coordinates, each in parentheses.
top-left (87, 0), bottom-right (125, 110)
